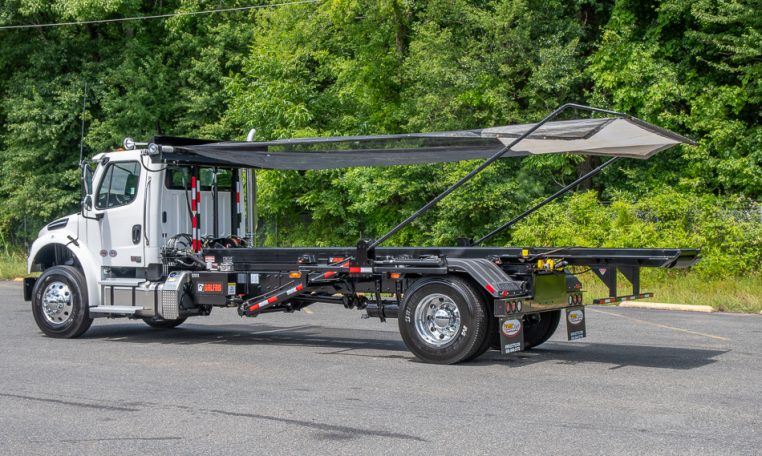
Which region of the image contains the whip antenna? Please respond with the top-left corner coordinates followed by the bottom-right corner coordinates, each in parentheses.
top-left (79, 81), bottom-right (87, 164)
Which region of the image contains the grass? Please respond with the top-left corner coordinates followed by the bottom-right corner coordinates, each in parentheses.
top-left (1, 248), bottom-right (759, 313)
top-left (0, 250), bottom-right (27, 280)
top-left (579, 269), bottom-right (762, 313)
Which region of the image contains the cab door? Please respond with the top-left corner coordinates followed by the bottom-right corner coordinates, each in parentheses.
top-left (93, 159), bottom-right (145, 267)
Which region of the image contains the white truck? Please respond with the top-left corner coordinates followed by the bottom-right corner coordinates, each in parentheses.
top-left (24, 104), bottom-right (699, 364)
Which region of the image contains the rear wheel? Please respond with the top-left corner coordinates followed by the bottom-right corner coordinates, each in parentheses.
top-left (466, 314), bottom-right (498, 361)
top-left (31, 266), bottom-right (93, 338)
top-left (398, 276), bottom-right (489, 364)
top-left (142, 317), bottom-right (187, 329)
top-left (523, 310), bottom-right (561, 349)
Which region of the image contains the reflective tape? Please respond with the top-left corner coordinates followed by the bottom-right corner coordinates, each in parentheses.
top-left (248, 283), bottom-right (306, 313)
top-left (286, 284), bottom-right (305, 295)
top-left (591, 292), bottom-right (654, 305)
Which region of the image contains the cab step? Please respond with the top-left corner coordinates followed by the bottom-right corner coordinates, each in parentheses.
top-left (88, 306), bottom-right (140, 315)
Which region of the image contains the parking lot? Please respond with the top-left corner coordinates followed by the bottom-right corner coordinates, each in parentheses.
top-left (1, 280), bottom-right (760, 455)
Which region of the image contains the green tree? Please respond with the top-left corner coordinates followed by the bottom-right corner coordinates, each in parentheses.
top-left (0, 0), bottom-right (254, 242)
top-left (588, 0), bottom-right (761, 198)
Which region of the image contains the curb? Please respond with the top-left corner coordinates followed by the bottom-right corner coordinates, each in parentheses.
top-left (619, 301), bottom-right (715, 313)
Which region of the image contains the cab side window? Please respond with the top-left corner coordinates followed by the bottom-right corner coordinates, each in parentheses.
top-left (165, 166), bottom-right (232, 191)
top-left (95, 161), bottom-right (141, 209)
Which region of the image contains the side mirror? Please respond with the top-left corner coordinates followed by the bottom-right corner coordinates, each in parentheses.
top-left (81, 162), bottom-right (93, 195)
top-left (82, 194), bottom-right (93, 211)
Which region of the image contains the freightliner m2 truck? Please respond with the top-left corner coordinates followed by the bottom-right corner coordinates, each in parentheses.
top-left (24, 104), bottom-right (699, 364)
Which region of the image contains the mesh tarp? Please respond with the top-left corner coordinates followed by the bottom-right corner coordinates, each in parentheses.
top-left (153, 117), bottom-right (692, 170)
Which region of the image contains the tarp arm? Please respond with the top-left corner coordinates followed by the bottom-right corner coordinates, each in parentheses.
top-left (473, 156), bottom-right (621, 245)
top-left (367, 103), bottom-right (629, 251)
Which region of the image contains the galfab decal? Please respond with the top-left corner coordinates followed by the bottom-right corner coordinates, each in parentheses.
top-left (502, 319), bottom-right (522, 337)
top-left (198, 283), bottom-right (222, 293)
top-left (567, 309), bottom-right (584, 325)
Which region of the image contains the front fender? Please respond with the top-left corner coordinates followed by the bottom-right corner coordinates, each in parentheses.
top-left (28, 226), bottom-right (101, 307)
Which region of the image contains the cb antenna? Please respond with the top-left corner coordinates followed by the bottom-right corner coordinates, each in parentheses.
top-left (79, 81), bottom-right (88, 165)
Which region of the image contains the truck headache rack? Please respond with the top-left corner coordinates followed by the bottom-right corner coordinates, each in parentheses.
top-left (26, 104), bottom-right (699, 364)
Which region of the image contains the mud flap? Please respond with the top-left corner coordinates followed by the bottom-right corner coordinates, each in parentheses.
top-left (566, 306), bottom-right (586, 341)
top-left (499, 316), bottom-right (525, 354)
top-left (23, 277), bottom-right (37, 301)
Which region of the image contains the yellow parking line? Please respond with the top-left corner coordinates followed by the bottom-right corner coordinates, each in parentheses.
top-left (588, 307), bottom-right (731, 341)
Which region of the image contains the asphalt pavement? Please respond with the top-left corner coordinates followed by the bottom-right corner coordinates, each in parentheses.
top-left (1, 280), bottom-right (760, 455)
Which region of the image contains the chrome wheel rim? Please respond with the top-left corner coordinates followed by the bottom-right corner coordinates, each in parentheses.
top-left (414, 293), bottom-right (461, 348)
top-left (41, 281), bottom-right (73, 326)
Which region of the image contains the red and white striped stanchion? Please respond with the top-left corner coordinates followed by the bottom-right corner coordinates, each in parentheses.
top-left (191, 175), bottom-right (197, 251)
top-left (191, 175), bottom-right (201, 252)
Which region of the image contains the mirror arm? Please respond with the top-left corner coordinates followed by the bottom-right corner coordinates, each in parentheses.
top-left (80, 194), bottom-right (103, 221)
top-left (80, 211), bottom-right (103, 221)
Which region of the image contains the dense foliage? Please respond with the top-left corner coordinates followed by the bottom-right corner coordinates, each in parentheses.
top-left (0, 0), bottom-right (759, 278)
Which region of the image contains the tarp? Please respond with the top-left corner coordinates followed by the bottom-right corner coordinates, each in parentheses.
top-left (152, 117), bottom-right (693, 170)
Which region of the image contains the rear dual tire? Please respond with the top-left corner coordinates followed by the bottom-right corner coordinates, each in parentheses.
top-left (488, 310), bottom-right (561, 351)
top-left (523, 310), bottom-right (561, 349)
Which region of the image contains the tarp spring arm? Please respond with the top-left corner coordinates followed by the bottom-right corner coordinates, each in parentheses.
top-left (367, 103), bottom-right (628, 251)
top-left (474, 156), bottom-right (621, 245)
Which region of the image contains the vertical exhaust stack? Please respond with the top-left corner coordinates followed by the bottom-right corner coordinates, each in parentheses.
top-left (245, 129), bottom-right (256, 246)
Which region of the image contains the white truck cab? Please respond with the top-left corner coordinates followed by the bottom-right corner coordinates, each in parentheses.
top-left (25, 145), bottom-right (239, 337)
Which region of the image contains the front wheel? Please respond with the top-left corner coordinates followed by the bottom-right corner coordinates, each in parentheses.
top-left (31, 266), bottom-right (93, 338)
top-left (398, 276), bottom-right (489, 364)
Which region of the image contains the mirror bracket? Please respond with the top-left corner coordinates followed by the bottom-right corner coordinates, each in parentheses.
top-left (80, 194), bottom-right (103, 220)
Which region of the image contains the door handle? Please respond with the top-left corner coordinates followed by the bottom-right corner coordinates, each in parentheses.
top-left (132, 225), bottom-right (141, 244)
